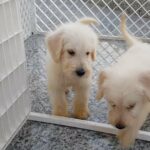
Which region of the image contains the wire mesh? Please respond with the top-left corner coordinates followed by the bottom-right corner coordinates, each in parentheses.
top-left (35, 0), bottom-right (150, 39)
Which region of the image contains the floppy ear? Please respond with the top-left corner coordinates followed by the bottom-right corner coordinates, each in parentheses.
top-left (96, 70), bottom-right (107, 100)
top-left (46, 31), bottom-right (63, 63)
top-left (78, 17), bottom-right (97, 25)
top-left (139, 72), bottom-right (150, 101)
top-left (91, 49), bottom-right (96, 61)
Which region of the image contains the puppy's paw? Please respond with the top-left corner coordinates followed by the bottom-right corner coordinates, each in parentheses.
top-left (117, 130), bottom-right (135, 148)
top-left (73, 109), bottom-right (90, 119)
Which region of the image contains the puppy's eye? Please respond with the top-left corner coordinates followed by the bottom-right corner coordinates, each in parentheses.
top-left (126, 104), bottom-right (135, 110)
top-left (68, 49), bottom-right (75, 56)
top-left (86, 52), bottom-right (90, 55)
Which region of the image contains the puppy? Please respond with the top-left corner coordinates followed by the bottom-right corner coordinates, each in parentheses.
top-left (46, 18), bottom-right (98, 119)
top-left (96, 15), bottom-right (150, 147)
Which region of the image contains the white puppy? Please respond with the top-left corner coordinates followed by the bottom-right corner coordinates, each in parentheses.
top-left (96, 15), bottom-right (150, 147)
top-left (46, 18), bottom-right (98, 119)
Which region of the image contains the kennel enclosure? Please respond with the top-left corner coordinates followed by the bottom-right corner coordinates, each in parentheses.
top-left (0, 0), bottom-right (150, 149)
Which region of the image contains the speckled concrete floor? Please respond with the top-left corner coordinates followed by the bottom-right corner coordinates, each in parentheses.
top-left (6, 120), bottom-right (150, 150)
top-left (6, 34), bottom-right (150, 150)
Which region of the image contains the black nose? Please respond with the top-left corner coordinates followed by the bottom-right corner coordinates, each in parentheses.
top-left (76, 68), bottom-right (85, 77)
top-left (115, 124), bottom-right (126, 129)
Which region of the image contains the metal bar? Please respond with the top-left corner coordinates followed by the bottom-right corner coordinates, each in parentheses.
top-left (40, 0), bottom-right (64, 25)
top-left (36, 14), bottom-right (51, 30)
top-left (37, 24), bottom-right (44, 32)
top-left (49, 0), bottom-right (70, 22)
top-left (35, 2), bottom-right (57, 29)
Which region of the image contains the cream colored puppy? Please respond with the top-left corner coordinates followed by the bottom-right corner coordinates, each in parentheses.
top-left (96, 15), bottom-right (150, 147)
top-left (46, 18), bottom-right (98, 119)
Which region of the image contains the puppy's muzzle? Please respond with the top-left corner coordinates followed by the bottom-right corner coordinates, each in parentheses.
top-left (75, 68), bottom-right (85, 77)
top-left (115, 123), bottom-right (126, 130)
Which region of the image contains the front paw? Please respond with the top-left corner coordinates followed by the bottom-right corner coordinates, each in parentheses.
top-left (73, 109), bottom-right (90, 119)
top-left (117, 130), bottom-right (135, 148)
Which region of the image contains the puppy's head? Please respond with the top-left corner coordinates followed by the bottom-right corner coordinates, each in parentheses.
top-left (96, 69), bottom-right (150, 130)
top-left (46, 18), bottom-right (98, 80)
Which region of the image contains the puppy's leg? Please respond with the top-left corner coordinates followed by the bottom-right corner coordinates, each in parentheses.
top-left (73, 86), bottom-right (90, 119)
top-left (51, 91), bottom-right (68, 117)
top-left (118, 109), bottom-right (149, 148)
top-left (117, 128), bottom-right (136, 148)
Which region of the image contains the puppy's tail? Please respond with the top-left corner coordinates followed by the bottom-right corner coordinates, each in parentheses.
top-left (78, 17), bottom-right (97, 25)
top-left (120, 14), bottom-right (139, 46)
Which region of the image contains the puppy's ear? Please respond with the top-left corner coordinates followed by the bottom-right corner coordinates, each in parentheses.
top-left (96, 70), bottom-right (107, 100)
top-left (91, 49), bottom-right (96, 61)
top-left (46, 31), bottom-right (63, 63)
top-left (139, 72), bottom-right (150, 101)
top-left (78, 17), bottom-right (97, 25)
